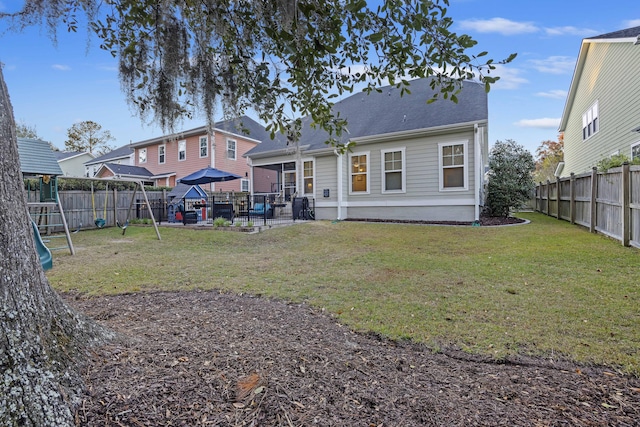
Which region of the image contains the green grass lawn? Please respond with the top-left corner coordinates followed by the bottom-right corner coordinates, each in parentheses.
top-left (47, 212), bottom-right (640, 375)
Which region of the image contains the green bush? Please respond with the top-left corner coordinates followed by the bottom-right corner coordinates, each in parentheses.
top-left (595, 154), bottom-right (640, 172)
top-left (484, 140), bottom-right (535, 217)
top-left (212, 217), bottom-right (231, 227)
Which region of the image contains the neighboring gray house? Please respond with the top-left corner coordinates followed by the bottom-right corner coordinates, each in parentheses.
top-left (559, 26), bottom-right (640, 176)
top-left (245, 77), bottom-right (489, 222)
top-left (84, 144), bottom-right (134, 177)
top-left (54, 151), bottom-right (95, 177)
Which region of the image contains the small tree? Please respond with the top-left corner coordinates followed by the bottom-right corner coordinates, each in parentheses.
top-left (485, 139), bottom-right (535, 217)
top-left (533, 134), bottom-right (563, 183)
top-left (65, 120), bottom-right (115, 155)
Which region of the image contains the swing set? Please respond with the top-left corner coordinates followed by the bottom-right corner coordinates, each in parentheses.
top-left (70, 176), bottom-right (162, 240)
top-left (91, 181), bottom-right (108, 228)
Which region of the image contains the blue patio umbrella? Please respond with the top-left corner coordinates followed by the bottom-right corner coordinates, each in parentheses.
top-left (178, 166), bottom-right (242, 185)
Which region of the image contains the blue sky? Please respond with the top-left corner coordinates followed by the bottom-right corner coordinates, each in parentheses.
top-left (1, 0), bottom-right (639, 155)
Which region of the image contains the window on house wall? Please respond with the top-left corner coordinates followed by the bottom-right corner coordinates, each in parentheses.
top-left (582, 101), bottom-right (599, 140)
top-left (382, 148), bottom-right (405, 192)
top-left (178, 140), bottom-right (186, 161)
top-left (632, 142), bottom-right (640, 161)
top-left (227, 139), bottom-right (236, 160)
top-left (303, 160), bottom-right (314, 195)
top-left (241, 178), bottom-right (249, 192)
top-left (350, 152), bottom-right (368, 193)
top-left (139, 148), bottom-right (147, 164)
top-left (199, 136), bottom-right (208, 158)
top-left (159, 145), bottom-right (165, 164)
top-left (439, 142), bottom-right (467, 190)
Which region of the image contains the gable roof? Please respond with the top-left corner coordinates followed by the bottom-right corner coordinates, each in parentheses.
top-left (585, 26), bottom-right (640, 41)
top-left (167, 183), bottom-right (207, 200)
top-left (130, 115), bottom-right (272, 148)
top-left (55, 151), bottom-right (94, 162)
top-left (559, 25), bottom-right (640, 131)
top-left (246, 77), bottom-right (488, 157)
top-left (85, 144), bottom-right (134, 166)
top-left (100, 163), bottom-right (154, 178)
top-left (17, 138), bottom-right (64, 176)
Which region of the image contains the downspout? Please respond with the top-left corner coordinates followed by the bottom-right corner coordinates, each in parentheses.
top-left (335, 149), bottom-right (343, 220)
top-left (474, 123), bottom-right (482, 222)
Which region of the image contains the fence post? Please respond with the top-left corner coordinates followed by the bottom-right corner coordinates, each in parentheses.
top-left (569, 173), bottom-right (576, 224)
top-left (555, 176), bottom-right (561, 219)
top-left (622, 162), bottom-right (630, 246)
top-left (545, 179), bottom-right (551, 216)
top-left (590, 167), bottom-right (597, 233)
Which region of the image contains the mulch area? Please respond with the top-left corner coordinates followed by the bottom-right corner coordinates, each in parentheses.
top-left (66, 291), bottom-right (640, 426)
top-left (344, 215), bottom-right (527, 227)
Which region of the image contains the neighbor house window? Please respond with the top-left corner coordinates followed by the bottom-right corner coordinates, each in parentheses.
top-left (303, 160), bottom-right (314, 195)
top-left (158, 145), bottom-right (165, 164)
top-left (199, 136), bottom-right (208, 158)
top-left (241, 178), bottom-right (250, 192)
top-left (632, 142), bottom-right (640, 161)
top-left (582, 101), bottom-right (599, 140)
top-left (381, 148), bottom-right (405, 193)
top-left (178, 140), bottom-right (186, 161)
top-left (139, 148), bottom-right (147, 164)
top-left (227, 139), bottom-right (236, 160)
top-left (439, 142), bottom-right (468, 190)
top-left (349, 152), bottom-right (369, 193)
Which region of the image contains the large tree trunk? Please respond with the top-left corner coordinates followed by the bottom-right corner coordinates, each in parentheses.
top-left (0, 67), bottom-right (112, 425)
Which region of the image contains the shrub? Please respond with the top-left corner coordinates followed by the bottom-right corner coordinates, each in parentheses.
top-left (212, 217), bottom-right (229, 228)
top-left (484, 139), bottom-right (535, 217)
top-left (595, 154), bottom-right (640, 172)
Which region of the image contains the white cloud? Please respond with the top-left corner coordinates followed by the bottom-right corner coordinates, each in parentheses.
top-left (527, 56), bottom-right (575, 74)
top-left (488, 65), bottom-right (528, 90)
top-left (623, 19), bottom-right (640, 28)
top-left (515, 118), bottom-right (561, 129)
top-left (458, 18), bottom-right (538, 36)
top-left (543, 26), bottom-right (600, 37)
top-left (536, 89), bottom-right (568, 99)
top-left (52, 64), bottom-right (71, 71)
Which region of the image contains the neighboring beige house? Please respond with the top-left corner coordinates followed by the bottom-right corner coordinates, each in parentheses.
top-left (84, 144), bottom-right (134, 177)
top-left (245, 77), bottom-right (489, 222)
top-left (54, 151), bottom-right (95, 177)
top-left (558, 26), bottom-right (640, 176)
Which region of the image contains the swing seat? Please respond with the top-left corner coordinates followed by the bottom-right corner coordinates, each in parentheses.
top-left (95, 218), bottom-right (106, 228)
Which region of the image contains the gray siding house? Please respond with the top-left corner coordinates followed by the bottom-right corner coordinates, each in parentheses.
top-left (245, 78), bottom-right (489, 222)
top-left (559, 26), bottom-right (640, 176)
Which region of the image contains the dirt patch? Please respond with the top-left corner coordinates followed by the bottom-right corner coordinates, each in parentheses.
top-left (66, 291), bottom-right (639, 426)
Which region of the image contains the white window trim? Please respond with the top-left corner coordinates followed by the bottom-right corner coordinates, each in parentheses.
top-left (158, 144), bottom-right (166, 164)
top-left (240, 178), bottom-right (250, 193)
top-left (348, 151), bottom-right (370, 195)
top-left (380, 147), bottom-right (406, 194)
top-left (438, 141), bottom-right (469, 192)
top-left (178, 140), bottom-right (186, 162)
top-left (632, 141), bottom-right (640, 161)
top-left (199, 136), bottom-right (208, 158)
top-left (582, 101), bottom-right (599, 141)
top-left (302, 158), bottom-right (315, 196)
top-left (227, 139), bottom-right (237, 160)
top-left (139, 148), bottom-right (147, 164)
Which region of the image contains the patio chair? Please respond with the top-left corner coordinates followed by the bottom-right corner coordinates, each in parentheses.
top-left (248, 202), bottom-right (273, 219)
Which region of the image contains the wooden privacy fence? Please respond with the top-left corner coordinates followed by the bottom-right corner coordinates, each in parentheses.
top-left (28, 189), bottom-right (167, 233)
top-left (534, 164), bottom-right (640, 248)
